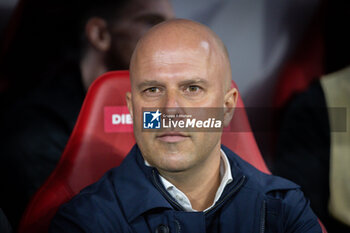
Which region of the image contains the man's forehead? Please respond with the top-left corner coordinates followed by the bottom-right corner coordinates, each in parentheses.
top-left (131, 45), bottom-right (212, 82)
top-left (131, 34), bottom-right (215, 73)
top-left (140, 31), bottom-right (213, 53)
top-left (142, 43), bottom-right (211, 62)
top-left (132, 61), bottom-right (211, 85)
top-left (130, 19), bottom-right (231, 86)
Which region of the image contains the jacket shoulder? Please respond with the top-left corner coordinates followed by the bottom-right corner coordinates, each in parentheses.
top-left (50, 169), bottom-right (130, 232)
top-left (222, 145), bottom-right (299, 194)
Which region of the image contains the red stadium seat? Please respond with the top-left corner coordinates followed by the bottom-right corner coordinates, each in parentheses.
top-left (19, 70), bottom-right (326, 233)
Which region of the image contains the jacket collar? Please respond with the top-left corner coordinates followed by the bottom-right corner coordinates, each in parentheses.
top-left (112, 144), bottom-right (247, 223)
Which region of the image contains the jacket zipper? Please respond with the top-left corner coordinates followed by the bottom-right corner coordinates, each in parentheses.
top-left (151, 169), bottom-right (185, 211)
top-left (260, 200), bottom-right (266, 233)
top-left (204, 175), bottom-right (246, 215)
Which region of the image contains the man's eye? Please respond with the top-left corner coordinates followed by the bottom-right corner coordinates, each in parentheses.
top-left (143, 87), bottom-right (162, 97)
top-left (186, 85), bottom-right (201, 92)
top-left (145, 87), bottom-right (159, 93)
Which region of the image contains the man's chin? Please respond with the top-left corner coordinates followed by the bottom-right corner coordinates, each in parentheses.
top-left (154, 151), bottom-right (193, 172)
top-left (157, 162), bottom-right (190, 174)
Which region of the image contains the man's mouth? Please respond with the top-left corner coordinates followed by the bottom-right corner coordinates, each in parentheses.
top-left (156, 132), bottom-right (190, 143)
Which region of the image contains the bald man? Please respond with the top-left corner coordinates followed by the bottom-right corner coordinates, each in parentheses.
top-left (50, 19), bottom-right (322, 233)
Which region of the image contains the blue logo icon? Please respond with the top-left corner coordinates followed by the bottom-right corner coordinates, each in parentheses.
top-left (143, 109), bottom-right (161, 129)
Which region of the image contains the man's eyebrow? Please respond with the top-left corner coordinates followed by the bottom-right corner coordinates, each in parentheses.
top-left (178, 79), bottom-right (209, 86)
top-left (136, 79), bottom-right (209, 90)
top-left (137, 80), bottom-right (164, 90)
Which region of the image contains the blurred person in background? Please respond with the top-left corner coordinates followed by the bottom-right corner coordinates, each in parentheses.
top-left (273, 1), bottom-right (350, 232)
top-left (0, 0), bottom-right (173, 229)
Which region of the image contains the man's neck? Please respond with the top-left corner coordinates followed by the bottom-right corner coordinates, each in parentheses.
top-left (158, 146), bottom-right (222, 211)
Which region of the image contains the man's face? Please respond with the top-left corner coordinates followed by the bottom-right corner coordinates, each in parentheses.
top-left (105, 0), bottom-right (174, 70)
top-left (128, 39), bottom-right (229, 174)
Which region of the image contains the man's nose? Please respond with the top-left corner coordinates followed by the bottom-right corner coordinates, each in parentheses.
top-left (163, 90), bottom-right (186, 124)
top-left (164, 90), bottom-right (180, 108)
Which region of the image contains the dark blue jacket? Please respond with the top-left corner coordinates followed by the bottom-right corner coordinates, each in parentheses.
top-left (50, 145), bottom-right (322, 233)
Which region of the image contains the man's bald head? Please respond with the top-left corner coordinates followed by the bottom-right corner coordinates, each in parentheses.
top-left (130, 19), bottom-right (232, 91)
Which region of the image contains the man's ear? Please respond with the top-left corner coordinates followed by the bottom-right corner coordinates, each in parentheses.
top-left (223, 87), bottom-right (238, 127)
top-left (85, 17), bottom-right (111, 52)
top-left (126, 92), bottom-right (133, 119)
